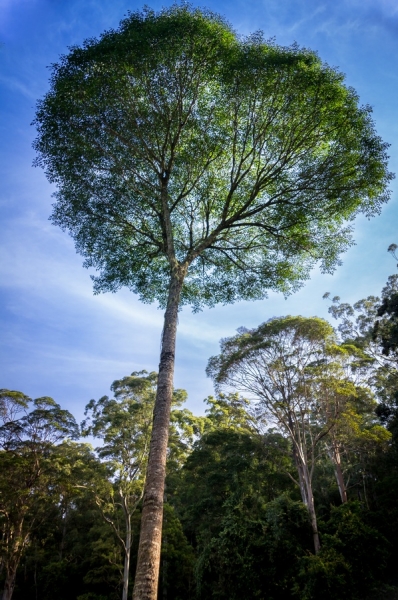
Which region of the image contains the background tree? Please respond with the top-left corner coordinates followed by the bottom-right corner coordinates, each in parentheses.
top-left (0, 375), bottom-right (396, 598)
top-left (11, 442), bottom-right (112, 600)
top-left (13, 467), bottom-right (126, 600)
top-left (325, 277), bottom-right (398, 481)
top-left (0, 389), bottom-right (78, 600)
top-left (33, 5), bottom-right (392, 596)
top-left (82, 371), bottom-right (196, 600)
top-left (207, 316), bottom-right (361, 552)
top-left (177, 426), bottom-right (309, 600)
top-left (324, 275), bottom-right (398, 355)
top-left (303, 341), bottom-right (386, 505)
top-left (202, 393), bottom-right (259, 434)
top-left (325, 275), bottom-right (398, 579)
top-left (295, 501), bottom-right (390, 600)
top-left (82, 372), bottom-right (156, 600)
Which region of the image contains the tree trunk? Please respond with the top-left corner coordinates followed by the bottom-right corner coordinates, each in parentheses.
top-left (60, 502), bottom-right (68, 560)
top-left (328, 443), bottom-right (348, 503)
top-left (2, 561), bottom-right (18, 600)
top-left (122, 513), bottom-right (131, 600)
top-left (300, 467), bottom-right (320, 554)
top-left (292, 438), bottom-right (321, 554)
top-left (132, 270), bottom-right (184, 600)
top-left (2, 519), bottom-right (27, 600)
top-left (304, 474), bottom-right (321, 555)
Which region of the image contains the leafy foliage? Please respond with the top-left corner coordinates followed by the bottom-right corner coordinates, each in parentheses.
top-left (0, 390), bottom-right (80, 600)
top-left (34, 5), bottom-right (392, 310)
top-left (2, 364), bottom-right (398, 600)
top-left (33, 6), bottom-right (393, 595)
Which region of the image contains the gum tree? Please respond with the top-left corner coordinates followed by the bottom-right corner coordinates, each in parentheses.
top-left (0, 390), bottom-right (78, 600)
top-left (82, 372), bottom-right (157, 600)
top-left (81, 371), bottom-right (190, 600)
top-left (206, 316), bottom-right (387, 552)
top-left (207, 316), bottom-right (340, 553)
top-left (33, 5), bottom-right (392, 598)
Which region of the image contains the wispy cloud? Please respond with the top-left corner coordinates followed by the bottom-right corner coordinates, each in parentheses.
top-left (283, 4), bottom-right (328, 35)
top-left (0, 74), bottom-right (38, 100)
top-left (316, 0), bottom-right (398, 38)
top-left (0, 228), bottom-right (164, 331)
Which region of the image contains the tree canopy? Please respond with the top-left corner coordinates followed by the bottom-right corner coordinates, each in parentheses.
top-left (2, 329), bottom-right (398, 600)
top-left (34, 5), bottom-right (392, 310)
top-left (0, 390), bottom-right (79, 600)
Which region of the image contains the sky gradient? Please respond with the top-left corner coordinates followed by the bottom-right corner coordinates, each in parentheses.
top-left (1, 0), bottom-right (397, 421)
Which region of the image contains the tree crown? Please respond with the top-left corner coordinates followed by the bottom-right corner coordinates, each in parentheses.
top-left (34, 4), bottom-right (393, 309)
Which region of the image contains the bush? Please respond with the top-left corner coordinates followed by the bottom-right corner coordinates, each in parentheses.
top-left (294, 502), bottom-right (389, 600)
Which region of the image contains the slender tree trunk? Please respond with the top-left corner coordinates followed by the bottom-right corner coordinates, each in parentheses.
top-left (292, 447), bottom-right (306, 498)
top-left (328, 443), bottom-right (347, 503)
top-left (302, 468), bottom-right (321, 555)
top-left (2, 519), bottom-right (27, 600)
top-left (299, 465), bottom-right (320, 554)
top-left (292, 437), bottom-right (320, 554)
top-left (132, 269), bottom-right (184, 600)
top-left (122, 513), bottom-right (131, 600)
top-left (60, 502), bottom-right (68, 560)
top-left (362, 471), bottom-right (370, 510)
top-left (2, 561), bottom-right (18, 600)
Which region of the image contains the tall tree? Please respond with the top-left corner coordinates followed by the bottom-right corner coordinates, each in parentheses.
top-left (312, 360), bottom-right (390, 505)
top-left (33, 5), bottom-right (392, 597)
top-left (0, 390), bottom-right (78, 600)
top-left (325, 275), bottom-right (398, 445)
top-left (207, 316), bottom-right (356, 553)
top-left (82, 372), bottom-right (157, 600)
top-left (324, 276), bottom-right (398, 505)
top-left (81, 371), bottom-right (195, 600)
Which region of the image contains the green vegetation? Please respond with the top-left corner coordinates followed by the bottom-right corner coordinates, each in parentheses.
top-left (33, 5), bottom-right (392, 597)
top-left (2, 275), bottom-right (398, 599)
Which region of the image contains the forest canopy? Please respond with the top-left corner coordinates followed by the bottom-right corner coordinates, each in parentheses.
top-left (2, 275), bottom-right (398, 600)
top-left (32, 6), bottom-right (393, 596)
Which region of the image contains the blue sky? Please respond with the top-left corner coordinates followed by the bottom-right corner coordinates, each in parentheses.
top-left (1, 0), bottom-right (398, 421)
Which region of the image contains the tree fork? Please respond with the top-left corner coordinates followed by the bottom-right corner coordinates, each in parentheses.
top-left (132, 267), bottom-right (186, 600)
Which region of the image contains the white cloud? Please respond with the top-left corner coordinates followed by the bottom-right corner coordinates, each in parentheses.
top-left (0, 74), bottom-right (41, 100)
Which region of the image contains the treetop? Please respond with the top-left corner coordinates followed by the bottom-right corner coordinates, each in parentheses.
top-left (34, 4), bottom-right (393, 310)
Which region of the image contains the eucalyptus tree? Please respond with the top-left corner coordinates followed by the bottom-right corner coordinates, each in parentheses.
top-left (82, 371), bottom-right (193, 600)
top-left (307, 348), bottom-right (388, 505)
top-left (325, 276), bottom-right (398, 449)
top-left (207, 316), bottom-right (352, 553)
top-left (0, 390), bottom-right (78, 600)
top-left (82, 372), bottom-right (157, 600)
top-left (324, 275), bottom-right (398, 361)
top-left (34, 5), bottom-right (392, 597)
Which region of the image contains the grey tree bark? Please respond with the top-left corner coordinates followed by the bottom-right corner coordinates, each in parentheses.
top-left (2, 559), bottom-right (18, 600)
top-left (302, 466), bottom-right (321, 555)
top-left (290, 418), bottom-right (321, 554)
top-left (328, 443), bottom-right (348, 504)
top-left (122, 506), bottom-right (131, 600)
top-left (295, 455), bottom-right (321, 554)
top-left (132, 268), bottom-right (185, 600)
